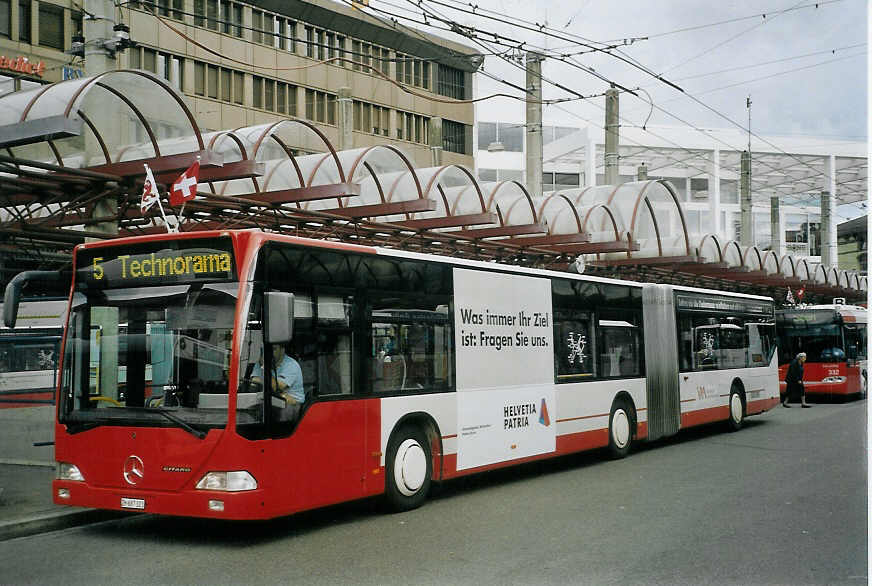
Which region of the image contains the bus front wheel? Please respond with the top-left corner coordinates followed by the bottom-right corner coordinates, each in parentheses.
top-left (385, 425), bottom-right (432, 512)
top-left (727, 387), bottom-right (745, 431)
top-left (607, 399), bottom-right (634, 459)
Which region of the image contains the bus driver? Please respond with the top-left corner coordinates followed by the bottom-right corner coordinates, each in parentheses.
top-left (252, 344), bottom-right (305, 406)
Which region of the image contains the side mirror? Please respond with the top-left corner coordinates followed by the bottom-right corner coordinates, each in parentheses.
top-left (265, 292), bottom-right (294, 344)
top-left (4, 270), bottom-right (64, 328)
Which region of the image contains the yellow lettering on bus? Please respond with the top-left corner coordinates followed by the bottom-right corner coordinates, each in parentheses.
top-left (129, 260), bottom-right (141, 278)
top-left (118, 255), bottom-right (130, 278)
top-left (92, 257), bottom-right (104, 280)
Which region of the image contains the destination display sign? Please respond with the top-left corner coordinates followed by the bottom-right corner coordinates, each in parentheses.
top-left (675, 292), bottom-right (773, 317)
top-left (76, 238), bottom-right (236, 289)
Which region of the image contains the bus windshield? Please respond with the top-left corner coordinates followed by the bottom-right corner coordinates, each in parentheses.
top-left (59, 282), bottom-right (238, 434)
top-left (777, 323), bottom-right (843, 364)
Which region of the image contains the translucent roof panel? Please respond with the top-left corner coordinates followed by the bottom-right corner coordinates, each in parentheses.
top-left (3, 71), bottom-right (201, 168)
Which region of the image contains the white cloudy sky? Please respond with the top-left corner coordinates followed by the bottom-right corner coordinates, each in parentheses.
top-left (446, 0), bottom-right (866, 138)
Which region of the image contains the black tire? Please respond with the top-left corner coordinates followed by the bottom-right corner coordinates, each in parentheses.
top-left (607, 399), bottom-right (634, 459)
top-left (385, 424), bottom-right (432, 512)
top-left (727, 386), bottom-right (745, 432)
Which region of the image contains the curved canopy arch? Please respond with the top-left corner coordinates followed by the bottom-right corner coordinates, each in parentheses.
top-left (696, 234), bottom-right (723, 263)
top-left (742, 246), bottom-right (764, 272)
top-left (1, 70), bottom-right (203, 168)
top-left (329, 144), bottom-right (423, 220)
top-left (760, 250), bottom-right (781, 275)
top-left (399, 165), bottom-right (487, 228)
top-left (537, 193), bottom-right (583, 236)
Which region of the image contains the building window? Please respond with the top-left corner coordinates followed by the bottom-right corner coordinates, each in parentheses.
top-left (351, 40), bottom-right (360, 71)
top-left (220, 0), bottom-right (231, 34)
top-left (396, 111), bottom-right (430, 145)
top-left (232, 3), bottom-right (242, 37)
top-left (305, 26), bottom-right (314, 58)
top-left (443, 120), bottom-right (467, 154)
top-left (258, 13), bottom-right (274, 46)
top-left (205, 0), bottom-right (218, 30)
top-left (437, 64), bottom-right (466, 100)
top-left (193, 0), bottom-right (204, 27)
top-left (337, 36), bottom-right (346, 66)
top-left (233, 70), bottom-right (243, 104)
top-left (276, 82), bottom-right (286, 114)
top-left (71, 9), bottom-right (82, 37)
top-left (142, 47), bottom-right (157, 72)
top-left (194, 61), bottom-right (205, 96)
top-left (220, 68), bottom-right (231, 101)
top-left (251, 9), bottom-right (263, 44)
top-left (264, 78), bottom-right (274, 110)
top-left (38, 2), bottom-right (63, 49)
top-left (253, 76), bottom-right (263, 109)
top-left (0, 0), bottom-right (11, 38)
top-left (316, 30), bottom-right (325, 60)
top-left (380, 48), bottom-right (390, 75)
top-left (207, 64), bottom-right (218, 99)
top-left (305, 89), bottom-right (335, 124)
top-left (17, 1), bottom-right (29, 43)
top-left (285, 20), bottom-right (296, 52)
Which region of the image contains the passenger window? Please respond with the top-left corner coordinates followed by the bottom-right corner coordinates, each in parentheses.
top-left (597, 317), bottom-right (642, 378)
top-left (369, 304), bottom-right (452, 393)
top-left (554, 309), bottom-right (594, 381)
top-left (693, 323), bottom-right (719, 370)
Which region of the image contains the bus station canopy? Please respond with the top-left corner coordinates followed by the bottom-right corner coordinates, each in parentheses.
top-left (0, 71), bottom-right (864, 303)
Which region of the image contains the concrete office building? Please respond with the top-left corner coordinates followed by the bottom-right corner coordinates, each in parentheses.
top-left (0, 0), bottom-right (481, 167)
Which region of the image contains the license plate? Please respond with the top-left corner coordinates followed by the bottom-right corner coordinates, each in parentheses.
top-left (121, 497), bottom-right (145, 510)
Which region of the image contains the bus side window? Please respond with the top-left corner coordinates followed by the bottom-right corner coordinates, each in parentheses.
top-left (553, 309), bottom-right (594, 382)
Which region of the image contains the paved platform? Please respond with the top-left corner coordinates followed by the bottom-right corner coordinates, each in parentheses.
top-left (0, 406), bottom-right (127, 541)
top-left (0, 462), bottom-right (123, 541)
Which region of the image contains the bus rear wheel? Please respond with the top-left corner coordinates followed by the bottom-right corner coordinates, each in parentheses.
top-left (385, 425), bottom-right (432, 512)
top-left (607, 399), bottom-right (634, 459)
top-left (727, 387), bottom-right (745, 431)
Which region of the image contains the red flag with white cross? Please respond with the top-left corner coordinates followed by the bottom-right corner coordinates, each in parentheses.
top-left (169, 159), bottom-right (200, 207)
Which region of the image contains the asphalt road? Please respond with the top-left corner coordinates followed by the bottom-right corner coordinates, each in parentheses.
top-left (0, 401), bottom-right (866, 586)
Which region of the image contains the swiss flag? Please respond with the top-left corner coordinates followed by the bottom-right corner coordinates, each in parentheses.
top-left (169, 160), bottom-right (200, 207)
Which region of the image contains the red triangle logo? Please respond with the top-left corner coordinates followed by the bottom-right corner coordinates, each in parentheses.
top-left (539, 398), bottom-right (550, 426)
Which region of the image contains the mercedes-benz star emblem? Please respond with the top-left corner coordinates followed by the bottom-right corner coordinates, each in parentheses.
top-left (123, 455), bottom-right (144, 486)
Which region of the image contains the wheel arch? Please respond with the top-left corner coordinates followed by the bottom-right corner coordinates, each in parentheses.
top-left (387, 411), bottom-right (444, 482)
top-left (731, 377), bottom-right (747, 402)
top-left (612, 390), bottom-right (638, 438)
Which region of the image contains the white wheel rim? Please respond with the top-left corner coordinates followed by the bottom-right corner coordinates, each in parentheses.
top-left (612, 409), bottom-right (630, 449)
top-left (394, 438), bottom-right (427, 497)
top-left (731, 394), bottom-right (743, 423)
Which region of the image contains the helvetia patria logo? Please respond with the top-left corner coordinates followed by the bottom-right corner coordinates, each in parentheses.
top-left (503, 398), bottom-right (551, 429)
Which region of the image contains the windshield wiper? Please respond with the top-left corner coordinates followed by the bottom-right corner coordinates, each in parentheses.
top-left (152, 407), bottom-right (207, 439)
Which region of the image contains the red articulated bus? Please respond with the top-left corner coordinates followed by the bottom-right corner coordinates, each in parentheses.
top-left (776, 302), bottom-right (868, 400)
top-left (4, 230), bottom-right (780, 520)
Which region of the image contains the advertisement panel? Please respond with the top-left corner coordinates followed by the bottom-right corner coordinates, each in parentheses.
top-left (454, 268), bottom-right (555, 470)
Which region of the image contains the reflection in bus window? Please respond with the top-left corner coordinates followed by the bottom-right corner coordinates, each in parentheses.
top-left (598, 317), bottom-right (642, 378)
top-left (370, 306), bottom-right (452, 393)
top-left (679, 313), bottom-right (775, 372)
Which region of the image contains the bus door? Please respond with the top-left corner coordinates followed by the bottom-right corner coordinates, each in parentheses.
top-left (642, 285), bottom-right (680, 440)
top-left (238, 289), bottom-right (367, 509)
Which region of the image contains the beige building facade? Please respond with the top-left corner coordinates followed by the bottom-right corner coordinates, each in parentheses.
top-left (0, 0), bottom-right (481, 167)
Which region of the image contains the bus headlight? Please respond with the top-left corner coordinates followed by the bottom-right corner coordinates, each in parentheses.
top-left (822, 376), bottom-right (847, 384)
top-left (195, 471), bottom-right (257, 492)
top-left (56, 462), bottom-right (85, 482)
